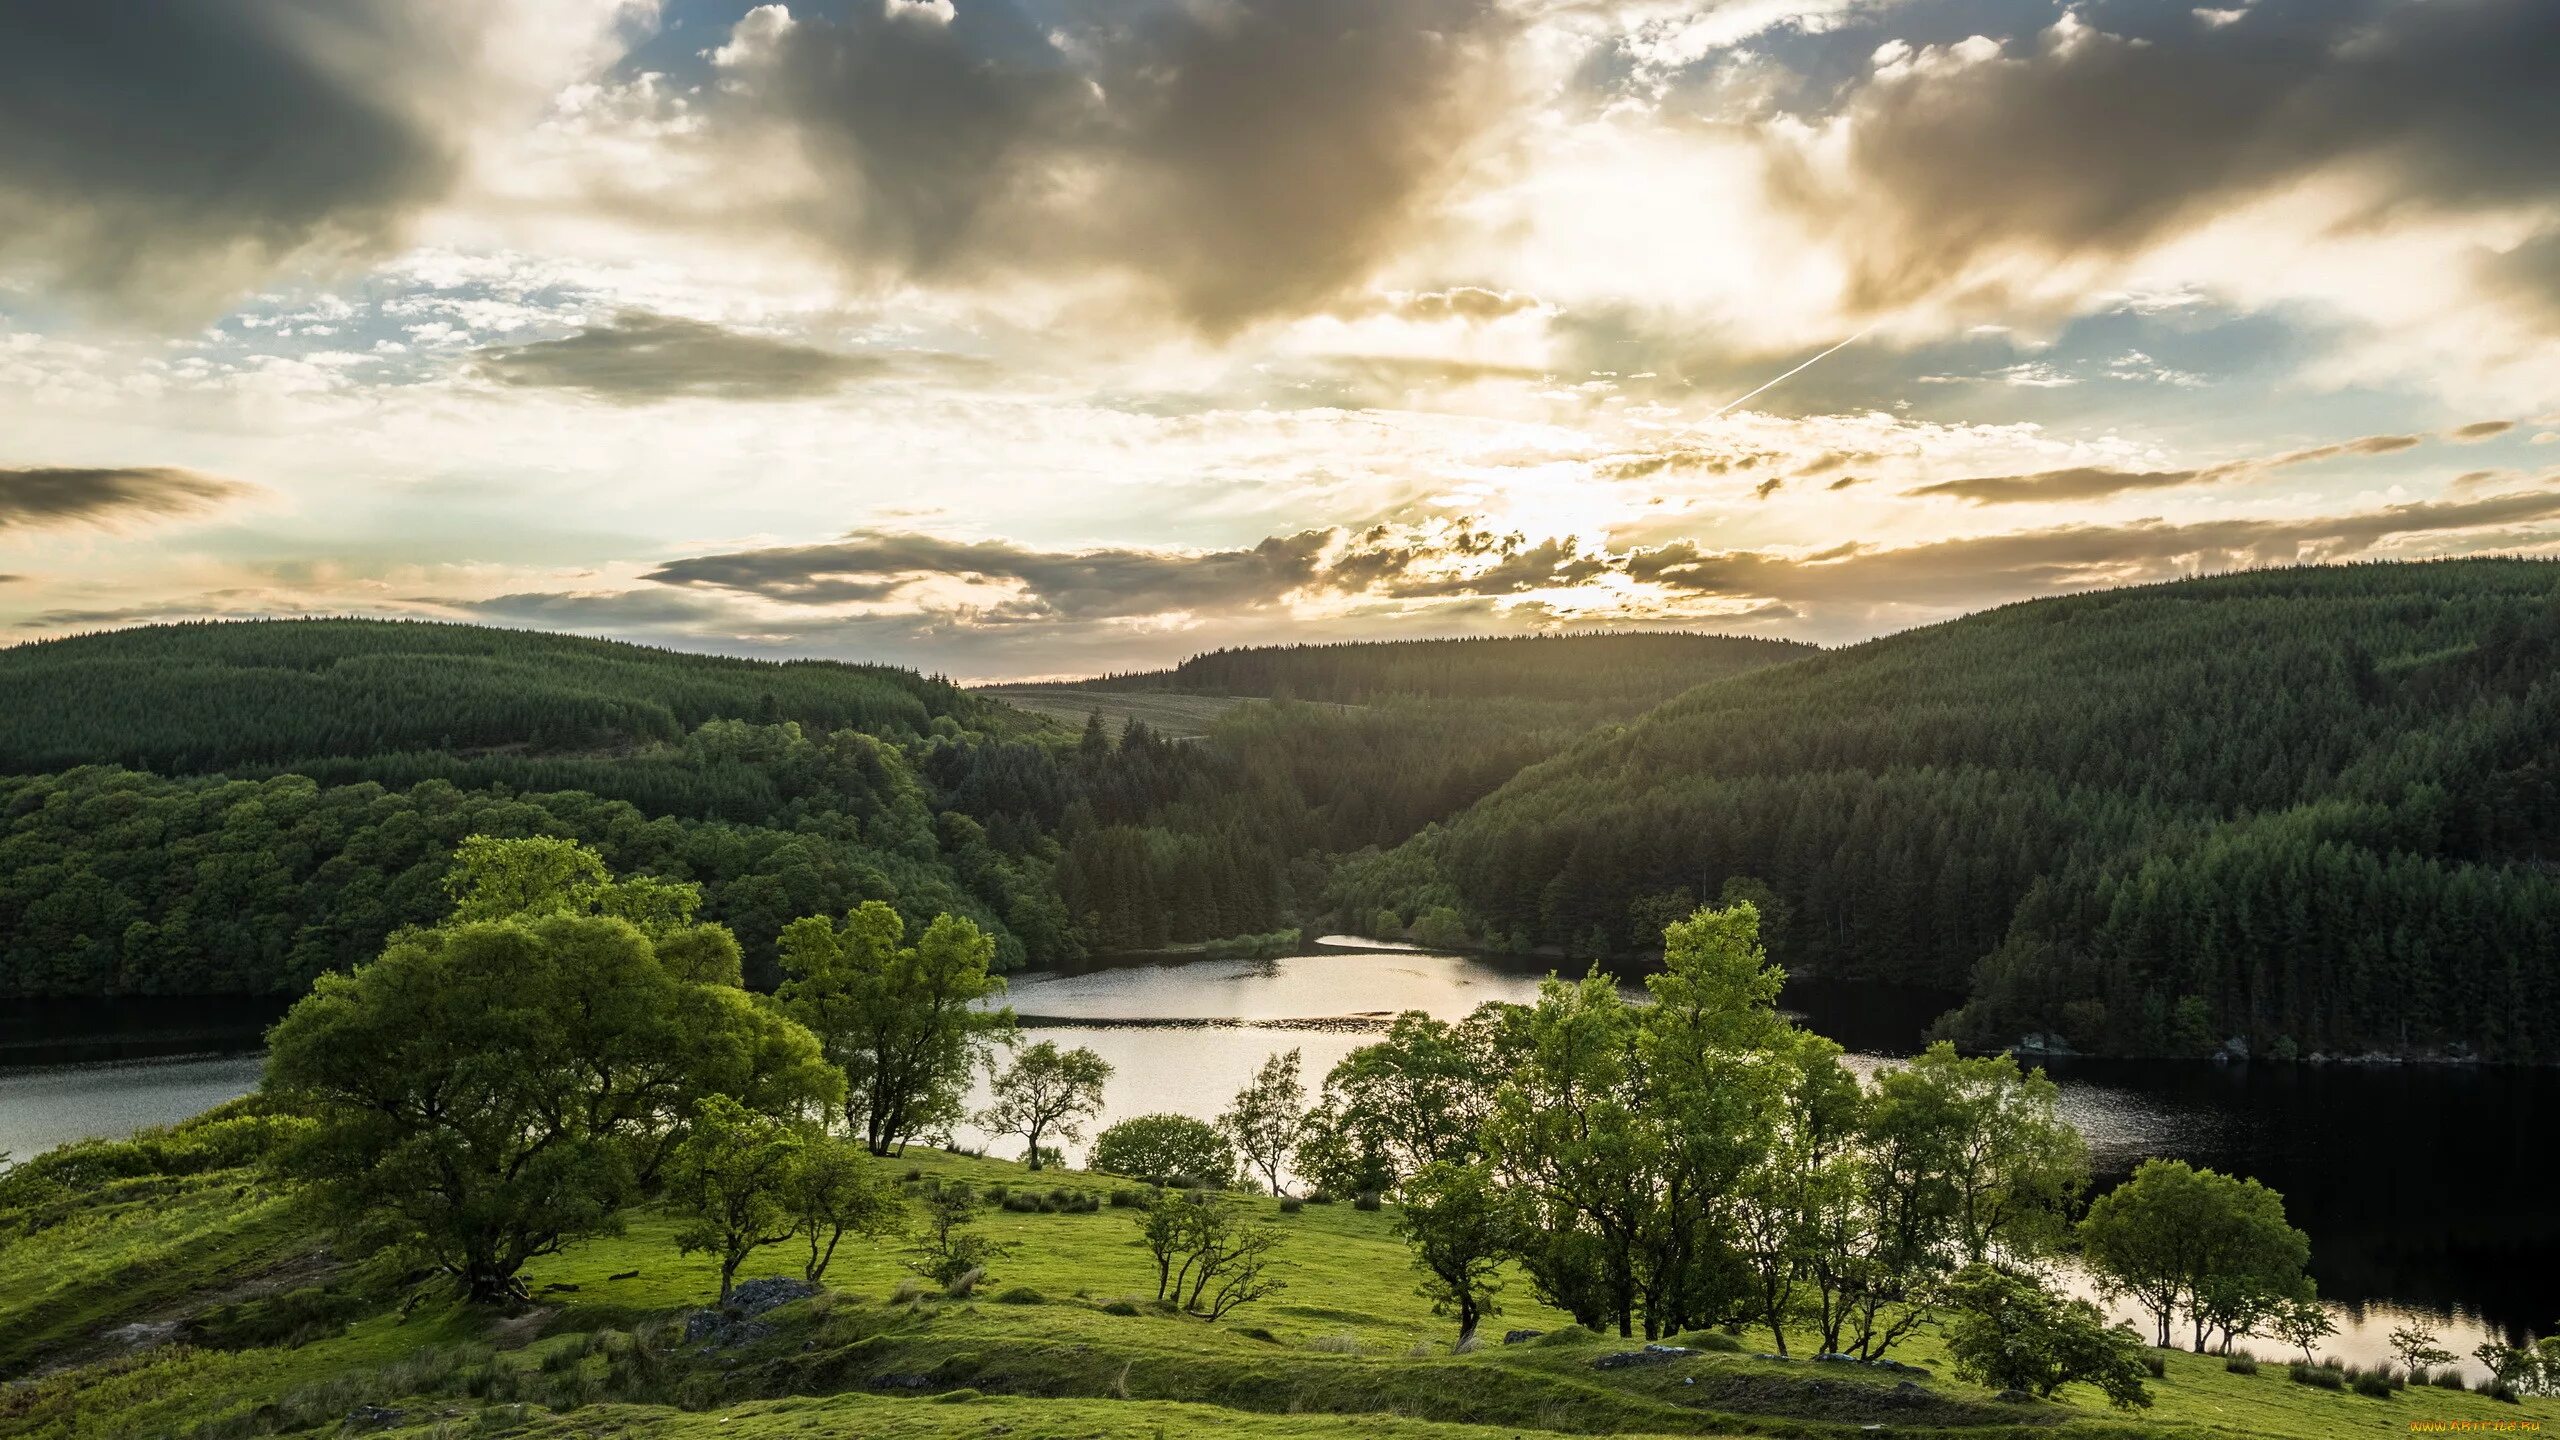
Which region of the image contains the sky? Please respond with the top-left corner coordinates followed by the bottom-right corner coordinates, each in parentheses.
top-left (2, 0), bottom-right (2556, 681)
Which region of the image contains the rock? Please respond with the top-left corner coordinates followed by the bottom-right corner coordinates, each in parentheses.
top-left (102, 1320), bottom-right (180, 1351)
top-left (1814, 1351), bottom-right (1859, 1364)
top-left (1752, 1353), bottom-right (1789, 1362)
top-left (2220, 1035), bottom-right (2250, 1061)
top-left (1995, 1388), bottom-right (2036, 1403)
top-left (727, 1276), bottom-right (819, 1317)
top-left (345, 1406), bottom-right (406, 1432)
top-left (540, 1282), bottom-right (580, 1294)
top-left (1592, 1344), bottom-right (1698, 1370)
top-left (1502, 1329), bottom-right (1545, 1346)
top-left (2012, 1031), bottom-right (2077, 1057)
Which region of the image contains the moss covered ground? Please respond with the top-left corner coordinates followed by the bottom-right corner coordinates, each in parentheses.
top-left (5, 1147), bottom-right (2552, 1440)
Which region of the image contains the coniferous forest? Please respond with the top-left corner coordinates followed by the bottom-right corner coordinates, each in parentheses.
top-left (6, 559), bottom-right (2560, 1062)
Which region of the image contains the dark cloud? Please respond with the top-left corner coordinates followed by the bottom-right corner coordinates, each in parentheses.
top-left (470, 312), bottom-right (963, 403)
top-left (720, 0), bottom-right (1514, 331)
top-left (1781, 0), bottom-right (2560, 314)
top-left (1825, 475), bottom-right (1868, 491)
top-left (2449, 420), bottom-right (2517, 443)
top-left (0, 1), bottom-right (464, 317)
top-left (647, 529), bottom-right (1337, 621)
top-left (646, 518), bottom-right (1634, 622)
top-left (0, 466), bottom-right (255, 529)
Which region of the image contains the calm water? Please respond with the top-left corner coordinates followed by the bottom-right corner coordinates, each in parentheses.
top-left (4, 939), bottom-right (2546, 1370)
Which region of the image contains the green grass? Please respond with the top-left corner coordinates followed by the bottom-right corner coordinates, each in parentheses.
top-left (7, 1150), bottom-right (2555, 1440)
top-left (976, 689), bottom-right (1262, 739)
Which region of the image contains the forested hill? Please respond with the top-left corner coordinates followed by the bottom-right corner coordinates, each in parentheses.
top-left (0, 619), bottom-right (1076, 998)
top-left (1339, 560), bottom-right (2560, 1063)
top-left (1077, 631), bottom-right (1816, 708)
top-left (0, 618), bottom-right (1001, 777)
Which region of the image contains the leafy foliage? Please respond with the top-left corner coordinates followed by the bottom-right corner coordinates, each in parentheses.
top-left (1939, 1262), bottom-right (2152, 1408)
top-left (1089, 1114), bottom-right (1236, 1186)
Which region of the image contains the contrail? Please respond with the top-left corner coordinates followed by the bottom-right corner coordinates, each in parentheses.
top-left (1707, 324), bottom-right (1877, 418)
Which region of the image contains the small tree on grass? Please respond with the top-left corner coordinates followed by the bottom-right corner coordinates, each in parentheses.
top-left (1219, 1049), bottom-right (1306, 1196)
top-left (977, 1040), bottom-right (1111, 1172)
top-left (1091, 1113), bottom-right (1236, 1186)
top-left (1396, 1160), bottom-right (1514, 1344)
top-left (2265, 1295), bottom-right (2336, 1363)
top-left (908, 1183), bottom-right (1014, 1287)
top-left (2390, 1321), bottom-right (2456, 1375)
top-left (1939, 1263), bottom-right (2153, 1409)
top-left (1134, 1190), bottom-right (1285, 1319)
top-left (668, 1096), bottom-right (806, 1305)
top-left (789, 1134), bottom-right (901, 1286)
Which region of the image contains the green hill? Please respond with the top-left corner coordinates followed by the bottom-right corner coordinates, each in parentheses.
top-left (0, 621), bottom-right (1073, 997)
top-left (0, 618), bottom-right (1001, 778)
top-left (1345, 560), bottom-right (2560, 1062)
top-left (14, 1128), bottom-right (2550, 1439)
top-left (1079, 631), bottom-right (1816, 711)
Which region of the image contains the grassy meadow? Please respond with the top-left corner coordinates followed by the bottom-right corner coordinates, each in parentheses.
top-left (6, 1144), bottom-right (2552, 1440)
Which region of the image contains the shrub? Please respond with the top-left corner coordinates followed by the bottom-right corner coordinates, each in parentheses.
top-left (1109, 1187), bottom-right (1147, 1208)
top-left (944, 1266), bottom-right (985, 1299)
top-left (1238, 1326), bottom-right (1280, 1344)
top-left (903, 1167), bottom-right (924, 1182)
top-left (2482, 1378), bottom-right (2520, 1404)
top-left (1090, 1114), bottom-right (1237, 1186)
top-left (1534, 1325), bottom-right (1598, 1347)
top-left (2142, 1354), bottom-right (2167, 1379)
top-left (2289, 1362), bottom-right (2344, 1390)
top-left (984, 1185), bottom-right (1010, 1204)
top-left (2351, 1370), bottom-right (2395, 1398)
top-left (993, 1286), bottom-right (1044, 1305)
top-left (1306, 1190), bottom-right (1337, 1205)
top-left (1278, 1196), bottom-right (1304, 1214)
top-left (2431, 1369), bottom-right (2468, 1391)
top-left (1101, 1300), bottom-right (1141, 1316)
top-left (1352, 1191), bottom-right (1383, 1212)
top-left (1309, 1333), bottom-right (1363, 1354)
top-left (1937, 1264), bottom-right (2152, 1410)
top-left (1002, 1193), bottom-right (1042, 1213)
top-left (2225, 1355), bottom-right (2259, 1376)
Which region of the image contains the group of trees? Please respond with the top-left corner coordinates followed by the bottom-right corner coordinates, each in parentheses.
top-left (1347, 562), bottom-right (2560, 1061)
top-left (266, 836), bottom-right (1022, 1305)
top-left (1165, 900), bottom-right (2343, 1412)
top-left (1265, 902), bottom-right (2106, 1360)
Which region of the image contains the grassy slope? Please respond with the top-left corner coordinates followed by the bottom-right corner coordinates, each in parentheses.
top-left (8, 1151), bottom-right (2552, 1440)
top-left (974, 689), bottom-right (1254, 739)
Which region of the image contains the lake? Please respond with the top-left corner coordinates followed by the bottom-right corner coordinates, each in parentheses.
top-left (4, 938), bottom-right (2546, 1372)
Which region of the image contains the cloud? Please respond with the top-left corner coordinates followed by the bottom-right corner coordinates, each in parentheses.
top-left (710, 0), bottom-right (1516, 331)
top-left (469, 312), bottom-right (964, 403)
top-left (0, 3), bottom-right (487, 318)
top-left (1778, 0), bottom-right (2560, 316)
top-left (2448, 420), bottom-right (2517, 443)
top-left (1626, 490), bottom-right (2560, 608)
top-left (1908, 431), bottom-right (2428, 505)
top-left (0, 466), bottom-right (256, 529)
top-left (647, 529), bottom-right (1339, 621)
top-left (1908, 466), bottom-right (2199, 505)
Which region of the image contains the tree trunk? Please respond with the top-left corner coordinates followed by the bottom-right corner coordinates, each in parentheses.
top-left (1026, 1123), bottom-right (1045, 1170)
